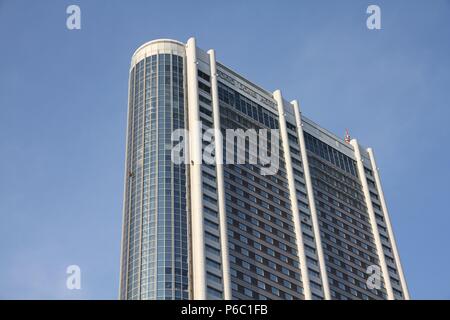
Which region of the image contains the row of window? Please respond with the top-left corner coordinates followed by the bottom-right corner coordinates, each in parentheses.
top-left (304, 132), bottom-right (357, 177)
top-left (218, 82), bottom-right (279, 129)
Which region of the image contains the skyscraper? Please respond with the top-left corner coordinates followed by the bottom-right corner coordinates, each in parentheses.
top-left (119, 38), bottom-right (409, 300)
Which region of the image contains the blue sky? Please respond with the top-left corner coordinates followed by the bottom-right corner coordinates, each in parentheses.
top-left (0, 0), bottom-right (449, 299)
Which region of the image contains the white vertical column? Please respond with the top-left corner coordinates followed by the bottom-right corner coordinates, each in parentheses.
top-left (351, 139), bottom-right (394, 300)
top-left (207, 49), bottom-right (232, 300)
top-left (186, 37), bottom-right (206, 299)
top-left (291, 100), bottom-right (331, 300)
top-left (367, 148), bottom-right (410, 299)
top-left (274, 90), bottom-right (312, 300)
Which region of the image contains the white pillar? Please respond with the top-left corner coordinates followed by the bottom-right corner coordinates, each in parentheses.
top-left (351, 139), bottom-right (394, 300)
top-left (186, 37), bottom-right (206, 299)
top-left (291, 100), bottom-right (331, 300)
top-left (274, 90), bottom-right (312, 300)
top-left (367, 148), bottom-right (410, 299)
top-left (208, 49), bottom-right (232, 300)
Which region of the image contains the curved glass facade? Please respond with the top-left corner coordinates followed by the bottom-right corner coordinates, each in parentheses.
top-left (120, 53), bottom-right (188, 300)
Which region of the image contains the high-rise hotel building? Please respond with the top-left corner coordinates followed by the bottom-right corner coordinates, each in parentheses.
top-left (119, 38), bottom-right (409, 300)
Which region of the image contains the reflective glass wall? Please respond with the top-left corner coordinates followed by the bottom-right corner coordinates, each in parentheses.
top-left (120, 54), bottom-right (188, 300)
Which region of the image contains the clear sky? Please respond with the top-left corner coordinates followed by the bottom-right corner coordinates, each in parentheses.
top-left (0, 0), bottom-right (449, 299)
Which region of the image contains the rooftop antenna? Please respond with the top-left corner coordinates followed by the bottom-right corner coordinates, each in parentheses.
top-left (344, 129), bottom-right (351, 143)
